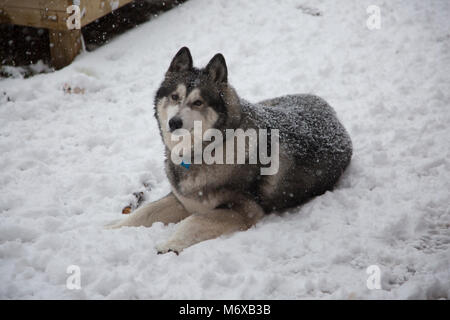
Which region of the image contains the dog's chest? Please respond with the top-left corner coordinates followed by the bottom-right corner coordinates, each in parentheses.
top-left (172, 168), bottom-right (226, 213)
top-left (176, 163), bottom-right (234, 194)
top-left (167, 162), bottom-right (251, 213)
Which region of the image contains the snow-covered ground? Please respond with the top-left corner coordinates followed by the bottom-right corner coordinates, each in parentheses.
top-left (1, 0), bottom-right (449, 299)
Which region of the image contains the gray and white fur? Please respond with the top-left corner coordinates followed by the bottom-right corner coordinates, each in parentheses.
top-left (108, 47), bottom-right (352, 254)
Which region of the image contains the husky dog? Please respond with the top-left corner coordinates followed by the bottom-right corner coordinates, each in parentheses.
top-left (109, 47), bottom-right (352, 254)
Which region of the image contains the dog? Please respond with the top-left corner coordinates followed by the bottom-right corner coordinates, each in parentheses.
top-left (108, 47), bottom-right (352, 254)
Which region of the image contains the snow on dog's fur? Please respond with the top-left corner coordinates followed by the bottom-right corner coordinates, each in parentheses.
top-left (109, 47), bottom-right (352, 254)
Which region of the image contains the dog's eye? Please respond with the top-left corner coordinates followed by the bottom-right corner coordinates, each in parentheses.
top-left (171, 94), bottom-right (179, 101)
top-left (193, 100), bottom-right (203, 107)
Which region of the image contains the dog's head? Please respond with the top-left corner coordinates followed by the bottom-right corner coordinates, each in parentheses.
top-left (154, 47), bottom-right (240, 150)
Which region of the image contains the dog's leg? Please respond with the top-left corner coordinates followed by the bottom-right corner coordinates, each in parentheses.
top-left (106, 192), bottom-right (190, 228)
top-left (156, 200), bottom-right (264, 254)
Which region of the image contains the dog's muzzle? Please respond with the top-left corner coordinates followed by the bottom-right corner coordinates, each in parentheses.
top-left (169, 116), bottom-right (183, 132)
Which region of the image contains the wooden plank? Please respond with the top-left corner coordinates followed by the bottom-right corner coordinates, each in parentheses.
top-left (0, 0), bottom-right (136, 69)
top-left (0, 0), bottom-right (70, 11)
top-left (49, 29), bottom-right (82, 69)
top-left (0, 0), bottom-right (70, 30)
top-left (79, 0), bottom-right (134, 27)
top-left (0, 0), bottom-right (134, 30)
top-left (0, 7), bottom-right (66, 29)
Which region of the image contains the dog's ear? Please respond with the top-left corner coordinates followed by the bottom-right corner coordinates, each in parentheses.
top-left (206, 53), bottom-right (227, 83)
top-left (167, 47), bottom-right (193, 74)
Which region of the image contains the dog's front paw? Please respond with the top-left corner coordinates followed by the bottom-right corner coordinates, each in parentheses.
top-left (104, 221), bottom-right (123, 230)
top-left (155, 241), bottom-right (186, 255)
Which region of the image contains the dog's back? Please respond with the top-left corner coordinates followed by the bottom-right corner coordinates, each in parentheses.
top-left (112, 48), bottom-right (354, 253)
top-left (240, 94), bottom-right (353, 212)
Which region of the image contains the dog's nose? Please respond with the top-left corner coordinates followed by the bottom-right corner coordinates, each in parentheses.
top-left (168, 117), bottom-right (183, 131)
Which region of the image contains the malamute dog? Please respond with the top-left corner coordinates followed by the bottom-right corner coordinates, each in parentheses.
top-left (109, 47), bottom-right (352, 254)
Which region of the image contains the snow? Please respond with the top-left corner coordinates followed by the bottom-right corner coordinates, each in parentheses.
top-left (0, 0), bottom-right (449, 299)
